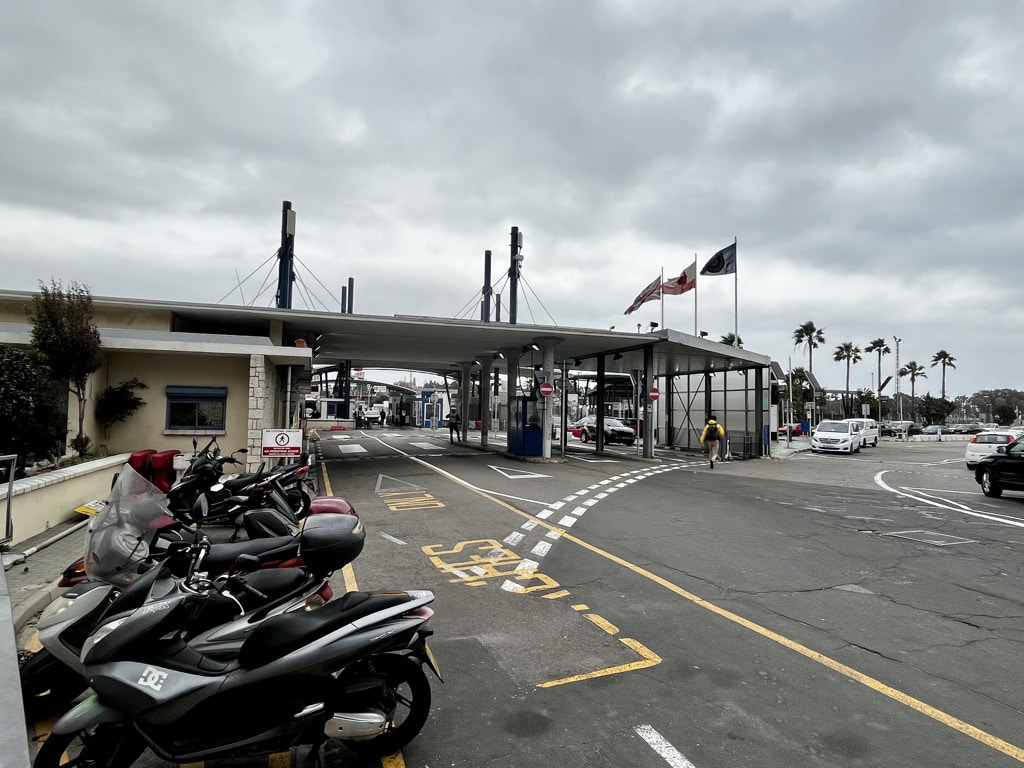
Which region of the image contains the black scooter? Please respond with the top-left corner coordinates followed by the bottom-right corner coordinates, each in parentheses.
top-left (35, 514), bottom-right (440, 766)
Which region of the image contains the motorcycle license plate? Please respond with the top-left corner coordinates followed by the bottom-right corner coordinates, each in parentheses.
top-left (424, 641), bottom-right (443, 680)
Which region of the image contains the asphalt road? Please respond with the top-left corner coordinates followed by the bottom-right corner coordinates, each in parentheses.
top-left (28, 436), bottom-right (1024, 767)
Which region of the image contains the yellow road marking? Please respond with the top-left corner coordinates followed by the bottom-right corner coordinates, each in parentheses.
top-left (557, 527), bottom-right (1024, 762)
top-left (406, 456), bottom-right (1024, 763)
top-left (538, 637), bottom-right (662, 688)
top-left (583, 613), bottom-right (619, 635)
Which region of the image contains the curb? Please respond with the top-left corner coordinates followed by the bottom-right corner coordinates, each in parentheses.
top-left (12, 578), bottom-right (64, 637)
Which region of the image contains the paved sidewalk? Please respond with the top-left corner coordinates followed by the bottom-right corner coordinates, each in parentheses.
top-left (3, 516), bottom-right (89, 641)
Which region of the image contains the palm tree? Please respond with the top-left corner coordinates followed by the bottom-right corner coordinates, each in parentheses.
top-left (833, 342), bottom-right (862, 416)
top-left (865, 337), bottom-right (891, 420)
top-left (793, 321), bottom-right (826, 375)
top-left (898, 360), bottom-right (927, 420)
top-left (930, 350), bottom-right (957, 399)
top-left (719, 333), bottom-right (743, 347)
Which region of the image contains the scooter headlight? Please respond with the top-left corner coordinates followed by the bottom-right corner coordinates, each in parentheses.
top-left (81, 616), bottom-right (130, 662)
top-left (39, 595), bottom-right (76, 623)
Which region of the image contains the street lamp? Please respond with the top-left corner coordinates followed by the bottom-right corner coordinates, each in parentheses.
top-left (893, 336), bottom-right (902, 421)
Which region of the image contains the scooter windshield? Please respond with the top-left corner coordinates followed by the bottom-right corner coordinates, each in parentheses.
top-left (84, 463), bottom-right (172, 586)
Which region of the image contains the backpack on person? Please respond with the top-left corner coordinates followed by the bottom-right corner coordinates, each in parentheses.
top-left (707, 423), bottom-right (723, 442)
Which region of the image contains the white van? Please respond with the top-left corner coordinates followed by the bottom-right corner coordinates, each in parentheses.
top-left (843, 418), bottom-right (879, 448)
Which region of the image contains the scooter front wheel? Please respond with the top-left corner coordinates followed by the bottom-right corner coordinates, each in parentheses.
top-left (342, 653), bottom-right (432, 757)
top-left (33, 723), bottom-right (144, 768)
top-left (20, 647), bottom-right (89, 717)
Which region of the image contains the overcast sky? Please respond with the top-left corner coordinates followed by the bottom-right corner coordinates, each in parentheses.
top-left (3, 1), bottom-right (1022, 399)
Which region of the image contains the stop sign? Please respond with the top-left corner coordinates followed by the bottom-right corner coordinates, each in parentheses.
top-left (539, 381), bottom-right (554, 397)
top-left (649, 387), bottom-right (660, 401)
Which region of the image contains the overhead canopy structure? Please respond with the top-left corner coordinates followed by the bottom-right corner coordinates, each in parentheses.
top-left (0, 290), bottom-right (773, 459)
top-left (151, 298), bottom-right (770, 380)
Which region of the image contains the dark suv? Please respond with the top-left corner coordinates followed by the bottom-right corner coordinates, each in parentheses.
top-left (975, 438), bottom-right (1024, 497)
top-left (579, 416), bottom-right (636, 446)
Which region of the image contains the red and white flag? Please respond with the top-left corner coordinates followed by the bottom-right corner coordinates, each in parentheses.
top-left (661, 261), bottom-right (696, 296)
top-left (624, 275), bottom-right (662, 315)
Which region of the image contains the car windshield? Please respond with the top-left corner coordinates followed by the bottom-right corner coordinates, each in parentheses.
top-left (84, 463), bottom-right (172, 586)
top-left (606, 418), bottom-right (628, 428)
top-left (816, 422), bottom-right (849, 433)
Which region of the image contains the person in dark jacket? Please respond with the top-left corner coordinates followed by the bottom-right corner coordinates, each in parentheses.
top-left (448, 409), bottom-right (461, 443)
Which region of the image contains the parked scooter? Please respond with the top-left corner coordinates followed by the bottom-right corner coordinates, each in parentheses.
top-left (34, 501), bottom-right (439, 765)
top-left (55, 448), bottom-right (354, 586)
top-left (20, 465), bottom-right (340, 714)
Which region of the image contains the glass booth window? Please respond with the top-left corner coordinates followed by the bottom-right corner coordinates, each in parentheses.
top-left (166, 386), bottom-right (227, 431)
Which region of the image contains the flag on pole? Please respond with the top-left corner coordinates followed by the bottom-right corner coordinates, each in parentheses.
top-left (624, 274), bottom-right (662, 315)
top-left (700, 242), bottom-right (737, 276)
top-left (661, 260), bottom-right (697, 296)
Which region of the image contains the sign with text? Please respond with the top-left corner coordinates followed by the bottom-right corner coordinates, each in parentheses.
top-left (261, 428), bottom-right (303, 457)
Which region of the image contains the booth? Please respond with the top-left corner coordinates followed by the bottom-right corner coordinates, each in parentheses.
top-left (507, 396), bottom-right (543, 457)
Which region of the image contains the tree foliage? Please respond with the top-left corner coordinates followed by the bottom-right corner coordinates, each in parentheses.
top-left (0, 345), bottom-right (66, 473)
top-left (930, 350), bottom-right (957, 400)
top-left (29, 280), bottom-right (102, 456)
top-left (916, 394), bottom-right (956, 425)
top-left (792, 321), bottom-right (826, 374)
top-left (95, 378), bottom-right (148, 437)
top-left (832, 341), bottom-right (862, 416)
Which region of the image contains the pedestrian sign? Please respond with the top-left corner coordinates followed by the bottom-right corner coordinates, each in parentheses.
top-left (261, 429), bottom-right (303, 457)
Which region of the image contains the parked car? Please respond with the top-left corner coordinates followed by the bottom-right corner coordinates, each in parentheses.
top-left (879, 422), bottom-right (900, 437)
top-left (965, 430), bottom-right (1024, 468)
top-left (810, 420), bottom-right (861, 454)
top-left (579, 416), bottom-right (636, 445)
top-left (843, 418), bottom-right (879, 448)
top-left (620, 418), bottom-right (644, 437)
top-left (778, 423), bottom-right (803, 437)
top-left (974, 437), bottom-right (1024, 497)
top-left (567, 418), bottom-right (587, 439)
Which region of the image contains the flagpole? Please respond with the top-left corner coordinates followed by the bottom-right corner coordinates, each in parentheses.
top-left (693, 253), bottom-right (698, 336)
top-left (732, 237), bottom-right (738, 345)
top-left (660, 267), bottom-right (665, 331)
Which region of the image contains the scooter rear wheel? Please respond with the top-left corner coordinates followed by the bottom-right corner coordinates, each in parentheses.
top-left (343, 653), bottom-right (431, 757)
top-left (33, 723), bottom-right (144, 768)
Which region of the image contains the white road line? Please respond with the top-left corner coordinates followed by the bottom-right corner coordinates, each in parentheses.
top-left (531, 541), bottom-right (551, 557)
top-left (874, 470), bottom-right (1024, 528)
top-left (634, 725), bottom-right (697, 768)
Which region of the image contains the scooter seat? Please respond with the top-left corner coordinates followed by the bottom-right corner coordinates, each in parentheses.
top-left (237, 590), bottom-right (412, 669)
top-left (204, 535), bottom-right (299, 575)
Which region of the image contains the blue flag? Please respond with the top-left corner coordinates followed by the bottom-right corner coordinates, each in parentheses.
top-left (700, 242), bottom-right (737, 276)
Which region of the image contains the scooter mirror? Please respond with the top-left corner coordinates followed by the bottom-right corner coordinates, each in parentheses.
top-left (194, 495), bottom-right (210, 520)
top-left (231, 553), bottom-right (260, 574)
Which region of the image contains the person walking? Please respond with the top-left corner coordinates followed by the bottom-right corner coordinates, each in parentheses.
top-left (448, 409), bottom-right (461, 443)
top-left (700, 415), bottom-right (724, 469)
